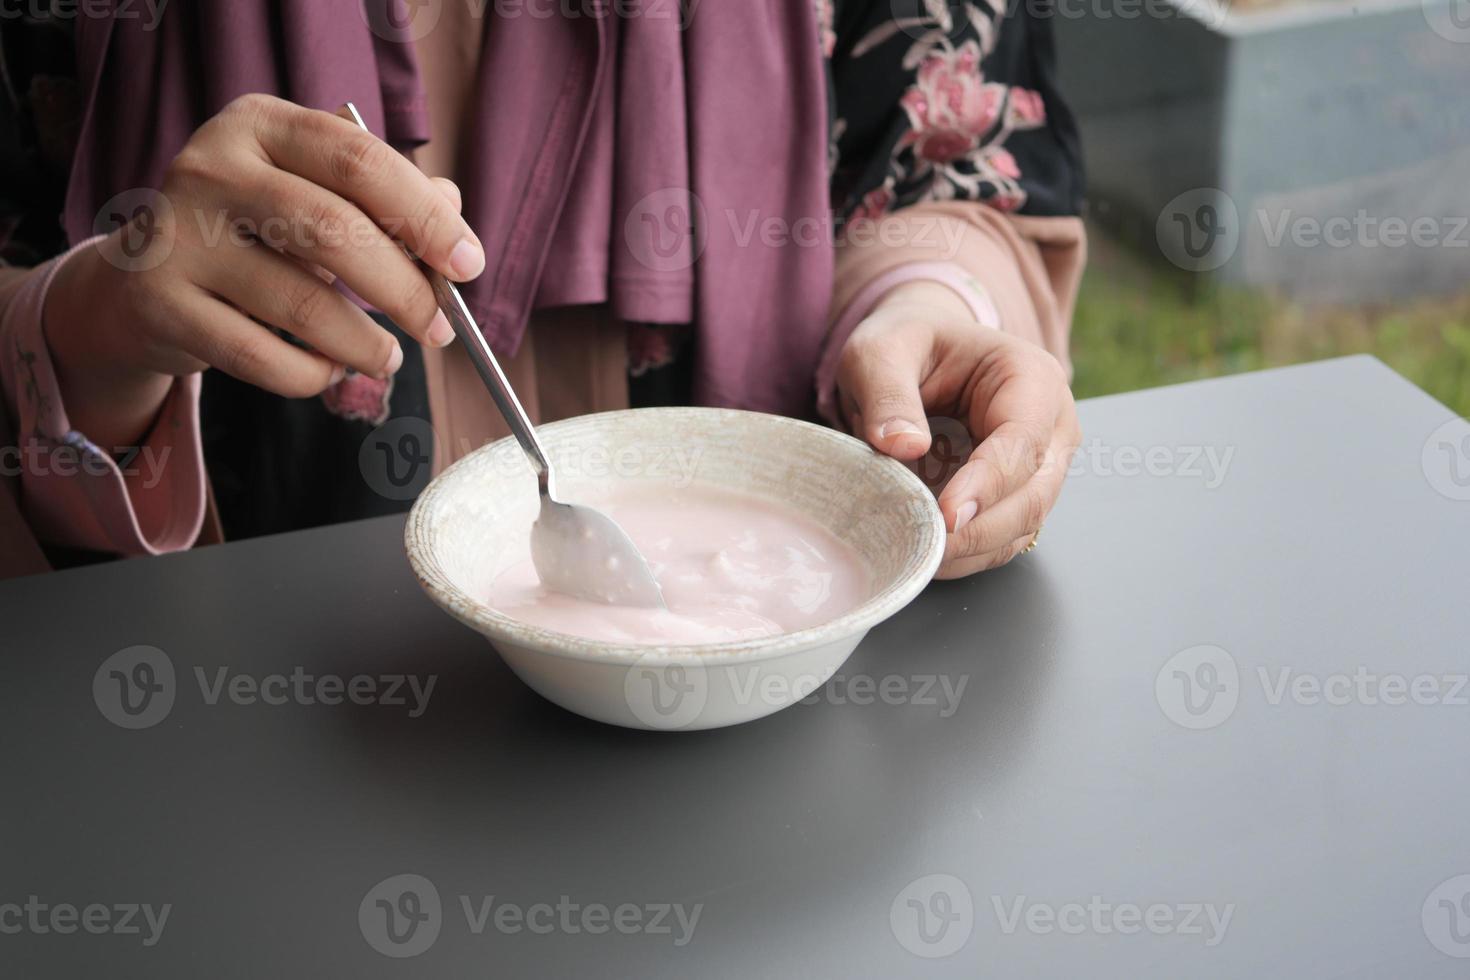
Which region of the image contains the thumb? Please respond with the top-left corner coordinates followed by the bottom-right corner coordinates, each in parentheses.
top-left (836, 321), bottom-right (933, 461)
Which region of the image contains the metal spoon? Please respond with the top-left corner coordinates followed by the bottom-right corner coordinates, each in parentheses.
top-left (345, 104), bottom-right (666, 608)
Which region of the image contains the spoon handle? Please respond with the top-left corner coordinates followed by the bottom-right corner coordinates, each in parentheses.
top-left (343, 102), bottom-right (552, 497)
top-left (426, 272), bottom-right (552, 496)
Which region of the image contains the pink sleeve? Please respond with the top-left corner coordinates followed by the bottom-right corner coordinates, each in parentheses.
top-left (816, 202), bottom-right (1087, 425)
top-left (0, 238), bottom-right (207, 556)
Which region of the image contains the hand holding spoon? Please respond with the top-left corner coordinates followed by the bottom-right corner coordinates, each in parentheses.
top-left (345, 103), bottom-right (665, 608)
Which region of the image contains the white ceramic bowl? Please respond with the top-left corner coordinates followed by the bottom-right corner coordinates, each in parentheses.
top-left (404, 407), bottom-right (945, 730)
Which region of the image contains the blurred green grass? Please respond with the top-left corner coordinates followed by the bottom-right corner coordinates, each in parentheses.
top-left (1070, 231), bottom-right (1470, 416)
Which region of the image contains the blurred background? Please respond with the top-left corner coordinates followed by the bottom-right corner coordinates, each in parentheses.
top-left (1053, 0), bottom-right (1470, 412)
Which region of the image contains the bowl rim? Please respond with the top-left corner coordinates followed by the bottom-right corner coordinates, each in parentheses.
top-left (404, 407), bottom-right (946, 665)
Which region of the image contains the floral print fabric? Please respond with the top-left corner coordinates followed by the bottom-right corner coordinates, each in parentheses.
top-left (828, 0), bottom-right (1084, 224)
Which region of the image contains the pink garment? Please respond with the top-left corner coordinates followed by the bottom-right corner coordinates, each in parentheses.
top-left (816, 204), bottom-right (1086, 428)
top-left (66, 0), bottom-right (832, 415)
top-left (0, 238), bottom-right (206, 558)
top-left (815, 259), bottom-right (1001, 424)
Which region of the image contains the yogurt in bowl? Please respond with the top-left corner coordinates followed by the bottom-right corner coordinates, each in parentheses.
top-left (404, 407), bottom-right (945, 730)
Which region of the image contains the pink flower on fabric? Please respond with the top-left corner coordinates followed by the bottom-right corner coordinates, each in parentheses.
top-left (988, 148), bottom-right (1021, 179)
top-left (321, 371), bottom-right (393, 425)
top-left (628, 323), bottom-right (680, 377)
top-left (849, 183), bottom-right (895, 223)
top-left (988, 190), bottom-right (1025, 212)
top-left (899, 40), bottom-right (1004, 164)
top-left (1007, 87), bottom-right (1047, 126)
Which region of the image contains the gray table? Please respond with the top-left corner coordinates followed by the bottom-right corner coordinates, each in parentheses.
top-left (3, 355), bottom-right (1468, 978)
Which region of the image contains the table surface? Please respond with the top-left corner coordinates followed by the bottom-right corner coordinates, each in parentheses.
top-left (3, 355), bottom-right (1468, 978)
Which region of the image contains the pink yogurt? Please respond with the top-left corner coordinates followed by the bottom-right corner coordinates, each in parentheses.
top-left (487, 487), bottom-right (873, 644)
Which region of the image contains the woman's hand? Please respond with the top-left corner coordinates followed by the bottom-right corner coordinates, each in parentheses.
top-left (45, 94), bottom-right (480, 447)
top-left (835, 280), bottom-right (1081, 578)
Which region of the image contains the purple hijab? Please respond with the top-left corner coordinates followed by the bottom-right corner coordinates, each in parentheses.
top-left (66, 1), bottom-right (833, 417)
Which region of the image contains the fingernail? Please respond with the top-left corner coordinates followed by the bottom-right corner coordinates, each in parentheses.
top-left (329, 363), bottom-right (346, 386)
top-left (449, 238), bottom-right (485, 280)
top-left (426, 311), bottom-right (454, 347)
top-left (878, 419), bottom-right (923, 440)
top-left (383, 343), bottom-right (404, 378)
top-left (952, 500), bottom-right (978, 533)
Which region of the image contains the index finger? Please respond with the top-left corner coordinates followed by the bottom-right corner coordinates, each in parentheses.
top-left (254, 101), bottom-right (485, 282)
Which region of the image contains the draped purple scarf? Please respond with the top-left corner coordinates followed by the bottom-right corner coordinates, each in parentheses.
top-left (65, 0), bottom-right (833, 416)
